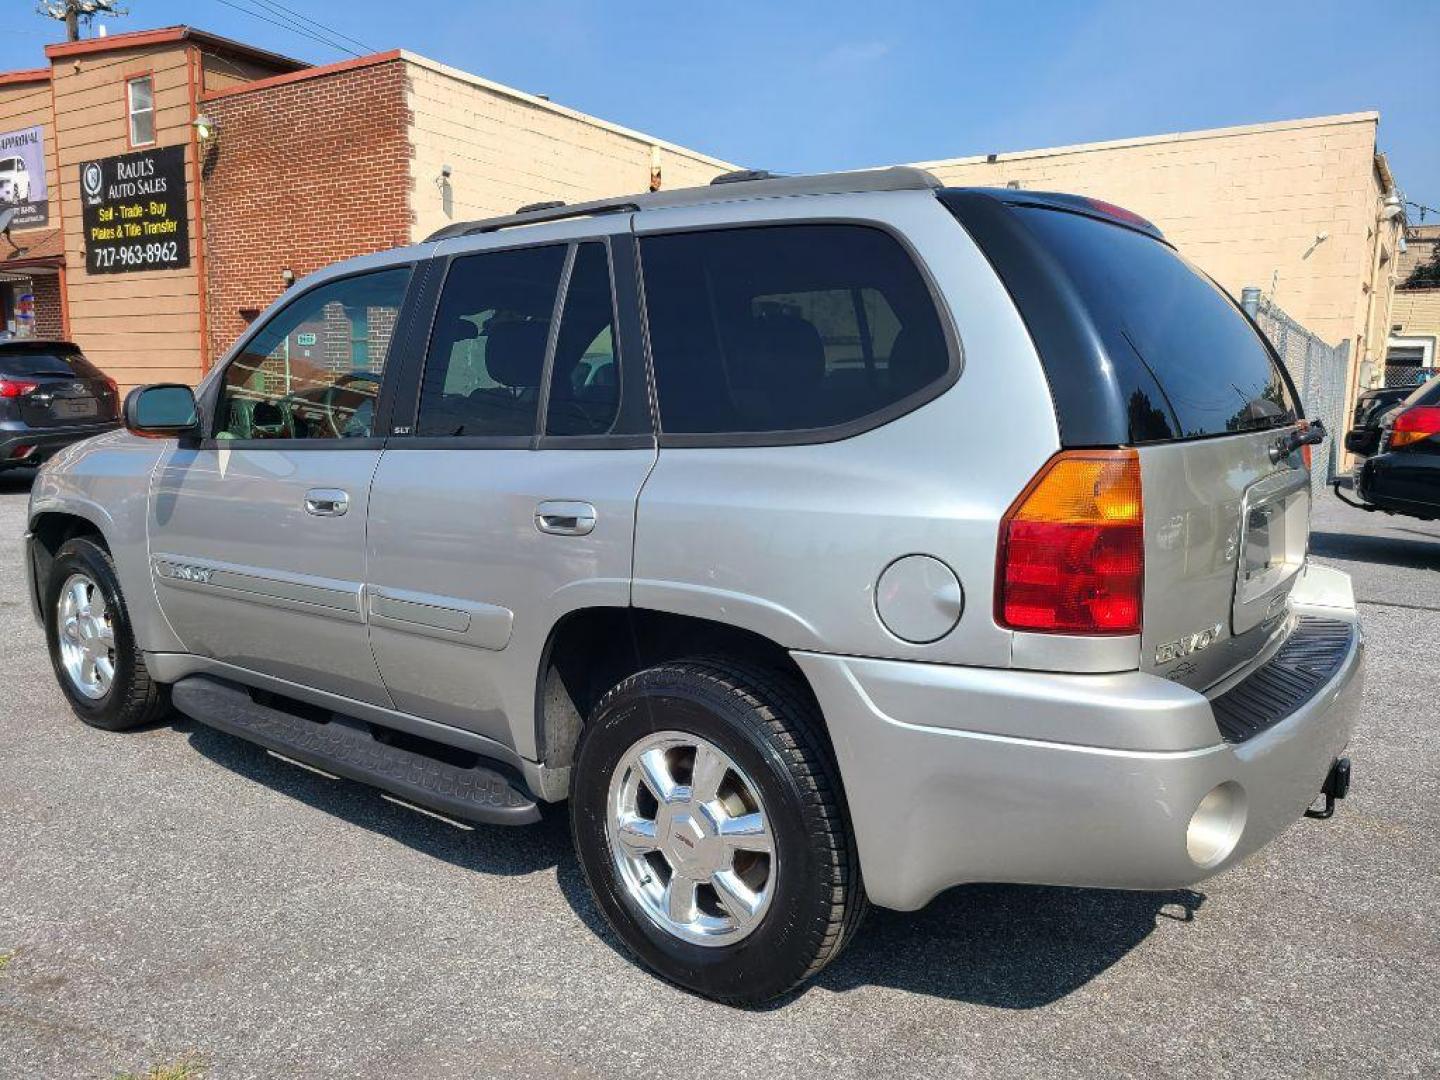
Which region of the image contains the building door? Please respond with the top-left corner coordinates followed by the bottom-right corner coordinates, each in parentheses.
top-left (364, 224), bottom-right (654, 757)
top-left (148, 264), bottom-right (415, 706)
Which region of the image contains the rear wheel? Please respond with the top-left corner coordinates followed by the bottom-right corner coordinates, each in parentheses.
top-left (44, 537), bottom-right (168, 731)
top-left (570, 657), bottom-right (866, 1004)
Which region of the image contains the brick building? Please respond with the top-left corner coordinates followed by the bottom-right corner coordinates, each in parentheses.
top-left (0, 22), bottom-right (1414, 420)
top-left (0, 26), bottom-right (732, 388)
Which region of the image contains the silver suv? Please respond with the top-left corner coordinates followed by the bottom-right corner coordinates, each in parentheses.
top-left (25, 168), bottom-right (1364, 1004)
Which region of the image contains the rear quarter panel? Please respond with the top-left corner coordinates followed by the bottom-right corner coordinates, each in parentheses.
top-left (632, 192), bottom-right (1060, 667)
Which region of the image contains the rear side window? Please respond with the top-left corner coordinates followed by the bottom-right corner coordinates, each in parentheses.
top-left (418, 245), bottom-right (567, 438)
top-left (0, 348), bottom-right (103, 380)
top-left (1015, 207), bottom-right (1298, 439)
top-left (640, 224), bottom-right (951, 437)
top-left (545, 242), bottom-right (620, 437)
top-left (1402, 376), bottom-right (1440, 409)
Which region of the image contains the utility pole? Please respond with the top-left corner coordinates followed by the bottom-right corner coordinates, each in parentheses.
top-left (36, 0), bottom-right (127, 42)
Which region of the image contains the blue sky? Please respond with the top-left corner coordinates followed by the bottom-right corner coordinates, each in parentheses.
top-left (7, 0), bottom-right (1439, 212)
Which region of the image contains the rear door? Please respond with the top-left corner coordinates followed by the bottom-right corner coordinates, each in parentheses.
top-left (364, 218), bottom-right (655, 756)
top-left (0, 344), bottom-right (119, 428)
top-left (988, 204), bottom-right (1311, 690)
top-left (148, 263), bottom-right (415, 705)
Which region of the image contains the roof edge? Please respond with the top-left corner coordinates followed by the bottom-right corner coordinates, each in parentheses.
top-left (46, 25), bottom-right (305, 72)
top-left (0, 67), bottom-right (52, 87)
top-left (907, 111), bottom-right (1383, 170)
top-left (398, 50), bottom-right (740, 171)
top-left (201, 50), bottom-right (401, 102)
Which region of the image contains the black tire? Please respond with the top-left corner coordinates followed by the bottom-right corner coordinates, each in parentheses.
top-left (570, 657), bottom-right (867, 1004)
top-left (43, 536), bottom-right (169, 732)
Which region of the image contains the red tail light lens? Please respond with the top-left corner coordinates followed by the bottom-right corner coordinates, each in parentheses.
top-left (1390, 406), bottom-right (1440, 450)
top-left (996, 449), bottom-right (1144, 635)
top-left (0, 379), bottom-right (39, 399)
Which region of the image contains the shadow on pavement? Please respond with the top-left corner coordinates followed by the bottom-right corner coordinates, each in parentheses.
top-left (184, 715), bottom-right (1202, 1009)
top-left (183, 720), bottom-right (570, 878)
top-left (1309, 529), bottom-right (1440, 571)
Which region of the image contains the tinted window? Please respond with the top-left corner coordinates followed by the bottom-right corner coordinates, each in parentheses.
top-left (640, 225), bottom-right (950, 435)
top-left (1015, 208), bottom-right (1298, 439)
top-left (417, 245), bottom-right (566, 438)
top-left (0, 347), bottom-right (103, 379)
top-left (545, 243), bottom-right (619, 436)
top-left (217, 267), bottom-right (409, 440)
top-left (1402, 375), bottom-right (1440, 409)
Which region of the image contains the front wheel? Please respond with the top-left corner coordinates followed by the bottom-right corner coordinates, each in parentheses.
top-left (44, 536), bottom-right (169, 731)
top-left (570, 658), bottom-right (866, 1004)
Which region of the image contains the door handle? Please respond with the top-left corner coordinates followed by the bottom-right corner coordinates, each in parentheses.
top-left (304, 488), bottom-right (350, 517)
top-left (535, 500), bottom-right (596, 536)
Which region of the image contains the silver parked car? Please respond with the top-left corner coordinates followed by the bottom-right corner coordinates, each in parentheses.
top-left (25, 168), bottom-right (1363, 1003)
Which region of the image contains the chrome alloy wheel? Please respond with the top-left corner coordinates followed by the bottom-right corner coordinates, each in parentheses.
top-left (56, 572), bottom-right (116, 700)
top-left (606, 731), bottom-right (777, 947)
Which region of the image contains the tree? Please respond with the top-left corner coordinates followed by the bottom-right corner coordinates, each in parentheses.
top-left (35, 0), bottom-right (126, 42)
top-left (1402, 234), bottom-right (1440, 289)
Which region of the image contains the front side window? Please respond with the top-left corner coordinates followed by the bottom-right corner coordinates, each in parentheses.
top-left (640, 224), bottom-right (951, 436)
top-left (127, 76), bottom-right (155, 147)
top-left (216, 267), bottom-right (410, 441)
top-left (417, 245), bottom-right (567, 438)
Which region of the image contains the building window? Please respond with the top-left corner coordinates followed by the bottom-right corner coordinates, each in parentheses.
top-left (127, 76), bottom-right (155, 146)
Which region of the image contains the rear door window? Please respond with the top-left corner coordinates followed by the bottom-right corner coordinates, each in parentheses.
top-left (1014, 207), bottom-right (1298, 439)
top-left (417, 245), bottom-right (566, 438)
top-left (639, 224), bottom-right (952, 437)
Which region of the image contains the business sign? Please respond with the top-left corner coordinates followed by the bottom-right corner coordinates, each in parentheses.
top-left (0, 125), bottom-right (48, 228)
top-left (79, 145), bottom-right (190, 274)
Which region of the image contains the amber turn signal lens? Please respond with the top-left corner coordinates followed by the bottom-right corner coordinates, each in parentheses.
top-left (996, 450), bottom-right (1144, 635)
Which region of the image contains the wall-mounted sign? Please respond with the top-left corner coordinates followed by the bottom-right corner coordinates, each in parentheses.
top-left (0, 125), bottom-right (48, 228)
top-left (296, 332), bottom-right (317, 347)
top-left (79, 145), bottom-right (190, 275)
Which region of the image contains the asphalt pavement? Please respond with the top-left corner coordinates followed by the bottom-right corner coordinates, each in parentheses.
top-left (0, 467), bottom-right (1436, 1079)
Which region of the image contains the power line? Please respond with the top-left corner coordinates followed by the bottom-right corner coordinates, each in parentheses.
top-left (248, 0), bottom-right (375, 55)
top-left (209, 0), bottom-right (363, 58)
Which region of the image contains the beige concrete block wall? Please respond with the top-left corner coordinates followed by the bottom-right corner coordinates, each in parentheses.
top-left (915, 114), bottom-right (1387, 353)
top-left (1392, 289), bottom-right (1440, 343)
top-left (404, 54), bottom-right (736, 242)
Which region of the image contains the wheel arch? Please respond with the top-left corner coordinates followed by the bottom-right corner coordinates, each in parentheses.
top-left (534, 606), bottom-right (833, 777)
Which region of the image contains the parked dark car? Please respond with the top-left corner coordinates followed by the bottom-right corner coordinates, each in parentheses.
top-left (1343, 385), bottom-right (1420, 459)
top-left (1342, 378), bottom-right (1440, 521)
top-left (0, 340), bottom-right (121, 471)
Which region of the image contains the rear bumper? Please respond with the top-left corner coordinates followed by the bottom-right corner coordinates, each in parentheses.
top-left (0, 421), bottom-right (121, 466)
top-left (794, 563), bottom-right (1364, 911)
top-left (1354, 450), bottom-right (1440, 518)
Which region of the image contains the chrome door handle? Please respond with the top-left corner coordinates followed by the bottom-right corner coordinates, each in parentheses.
top-left (304, 488), bottom-right (350, 516)
top-left (535, 500), bottom-right (596, 536)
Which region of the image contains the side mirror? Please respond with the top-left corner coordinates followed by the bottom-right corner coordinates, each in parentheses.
top-left (124, 384), bottom-right (201, 438)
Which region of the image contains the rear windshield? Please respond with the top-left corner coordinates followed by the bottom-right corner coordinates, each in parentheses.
top-left (0, 347), bottom-right (103, 380)
top-left (1015, 207), bottom-right (1298, 440)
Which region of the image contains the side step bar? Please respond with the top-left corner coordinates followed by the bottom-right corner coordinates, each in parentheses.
top-left (171, 676), bottom-right (541, 826)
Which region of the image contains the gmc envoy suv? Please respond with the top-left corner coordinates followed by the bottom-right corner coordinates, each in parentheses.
top-left (26, 168), bottom-right (1363, 1003)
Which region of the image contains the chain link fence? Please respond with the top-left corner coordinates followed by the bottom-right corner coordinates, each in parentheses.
top-left (1245, 292), bottom-right (1350, 494)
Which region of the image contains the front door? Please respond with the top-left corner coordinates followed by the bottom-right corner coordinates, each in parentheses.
top-left (149, 264), bottom-right (415, 706)
top-left (365, 223), bottom-right (655, 757)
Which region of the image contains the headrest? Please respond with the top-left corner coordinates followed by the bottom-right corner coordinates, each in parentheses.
top-left (451, 318), bottom-right (480, 342)
top-left (485, 319), bottom-right (549, 388)
top-left (887, 326), bottom-right (945, 398)
top-left (732, 313), bottom-right (826, 396)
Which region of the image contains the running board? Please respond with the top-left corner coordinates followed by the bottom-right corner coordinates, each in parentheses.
top-left (171, 676), bottom-right (541, 826)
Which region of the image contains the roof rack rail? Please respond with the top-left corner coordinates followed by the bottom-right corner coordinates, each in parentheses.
top-left (515, 199), bottom-right (566, 214)
top-left (424, 167), bottom-right (942, 242)
top-left (710, 169), bottom-right (780, 185)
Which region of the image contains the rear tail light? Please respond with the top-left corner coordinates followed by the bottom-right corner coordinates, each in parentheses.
top-left (8, 444), bottom-right (36, 461)
top-left (103, 377), bottom-right (119, 397)
top-left (0, 379), bottom-right (39, 398)
top-left (1389, 406), bottom-right (1440, 450)
top-left (1298, 420), bottom-right (1313, 469)
top-left (996, 449), bottom-right (1144, 635)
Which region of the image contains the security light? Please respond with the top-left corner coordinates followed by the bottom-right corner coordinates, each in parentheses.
top-left (194, 115), bottom-right (216, 144)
